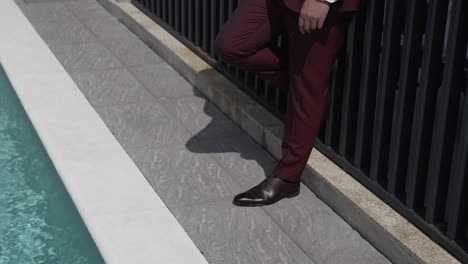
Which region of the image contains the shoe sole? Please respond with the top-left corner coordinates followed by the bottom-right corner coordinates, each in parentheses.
top-left (286, 189), bottom-right (300, 198)
top-left (232, 190), bottom-right (300, 207)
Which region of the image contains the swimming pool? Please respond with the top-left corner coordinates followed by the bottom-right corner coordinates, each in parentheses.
top-left (0, 67), bottom-right (103, 264)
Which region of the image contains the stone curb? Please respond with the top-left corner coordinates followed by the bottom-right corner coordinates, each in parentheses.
top-left (96, 1), bottom-right (461, 263)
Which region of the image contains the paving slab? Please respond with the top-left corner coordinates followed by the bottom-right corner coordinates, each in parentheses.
top-left (82, 17), bottom-right (135, 40)
top-left (127, 143), bottom-right (244, 208)
top-left (263, 187), bottom-right (392, 264)
top-left (95, 101), bottom-right (192, 149)
top-left (101, 36), bottom-right (165, 67)
top-left (192, 136), bottom-right (278, 188)
top-left (171, 200), bottom-right (316, 264)
top-left (70, 68), bottom-right (155, 106)
top-left (160, 96), bottom-right (247, 140)
top-left (20, 2), bottom-right (72, 23)
top-left (66, 0), bottom-right (115, 20)
top-left (23, 0), bottom-right (74, 3)
top-left (31, 19), bottom-right (98, 45)
top-left (129, 64), bottom-right (198, 98)
top-left (49, 43), bottom-right (123, 71)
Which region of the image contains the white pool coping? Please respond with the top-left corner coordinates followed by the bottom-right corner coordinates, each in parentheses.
top-left (0, 1), bottom-right (208, 263)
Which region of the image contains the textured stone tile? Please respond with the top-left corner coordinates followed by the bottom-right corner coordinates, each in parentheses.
top-left (32, 19), bottom-right (97, 45)
top-left (127, 145), bottom-right (243, 208)
top-left (161, 96), bottom-right (231, 126)
top-left (192, 136), bottom-right (278, 188)
top-left (101, 36), bottom-right (165, 67)
top-left (170, 201), bottom-right (316, 264)
top-left (193, 122), bottom-right (246, 141)
top-left (95, 102), bottom-right (191, 149)
top-left (65, 0), bottom-right (114, 20)
top-left (22, 0), bottom-right (75, 4)
top-left (49, 43), bottom-right (122, 71)
top-left (263, 188), bottom-right (391, 264)
top-left (82, 17), bottom-right (135, 40)
top-left (70, 68), bottom-right (155, 106)
top-left (23, 0), bottom-right (74, 3)
top-left (20, 2), bottom-right (73, 23)
top-left (160, 97), bottom-right (246, 140)
top-left (130, 64), bottom-right (197, 98)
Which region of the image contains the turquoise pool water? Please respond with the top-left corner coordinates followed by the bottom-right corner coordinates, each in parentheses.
top-left (0, 67), bottom-right (103, 264)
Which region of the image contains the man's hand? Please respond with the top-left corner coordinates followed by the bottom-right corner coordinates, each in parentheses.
top-left (299, 0), bottom-right (330, 34)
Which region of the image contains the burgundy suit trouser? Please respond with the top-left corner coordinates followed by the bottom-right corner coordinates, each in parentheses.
top-left (214, 0), bottom-right (351, 182)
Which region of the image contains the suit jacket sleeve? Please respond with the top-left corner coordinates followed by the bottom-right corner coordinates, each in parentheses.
top-left (282, 0), bottom-right (364, 13)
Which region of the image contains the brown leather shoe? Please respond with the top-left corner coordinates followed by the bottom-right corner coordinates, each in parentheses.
top-left (232, 176), bottom-right (300, 207)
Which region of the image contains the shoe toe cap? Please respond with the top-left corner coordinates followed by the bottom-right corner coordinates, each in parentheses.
top-left (232, 192), bottom-right (263, 206)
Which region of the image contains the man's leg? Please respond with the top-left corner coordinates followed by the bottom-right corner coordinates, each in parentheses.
top-left (231, 8), bottom-right (353, 207)
top-left (273, 9), bottom-right (352, 182)
top-left (214, 0), bottom-right (289, 91)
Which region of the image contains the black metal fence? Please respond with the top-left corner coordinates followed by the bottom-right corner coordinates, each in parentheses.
top-left (132, 0), bottom-right (468, 261)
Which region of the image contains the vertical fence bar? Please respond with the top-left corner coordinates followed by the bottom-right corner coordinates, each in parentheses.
top-left (405, 0), bottom-right (448, 210)
top-left (369, 0), bottom-right (404, 184)
top-left (446, 87), bottom-right (468, 240)
top-left (181, 0), bottom-right (187, 37)
top-left (227, 0), bottom-right (235, 23)
top-left (339, 14), bottom-right (364, 157)
top-left (175, 0), bottom-right (180, 32)
top-left (386, 0), bottom-right (426, 195)
top-left (244, 71), bottom-right (250, 89)
top-left (149, 0), bottom-right (156, 14)
top-left (327, 55), bottom-right (345, 147)
top-left (210, 0), bottom-right (217, 57)
top-left (195, 0), bottom-right (202, 46)
top-left (161, 0), bottom-right (167, 21)
top-left (425, 0), bottom-right (468, 224)
top-left (353, 0), bottom-right (384, 170)
top-left (156, 0), bottom-right (161, 18)
top-left (168, 0), bottom-right (174, 26)
top-left (219, 0), bottom-right (226, 26)
top-left (202, 0), bottom-right (208, 51)
top-left (227, 0), bottom-right (238, 82)
top-left (325, 64), bottom-right (340, 145)
top-left (188, 0), bottom-right (194, 41)
top-left (217, 0), bottom-right (226, 67)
